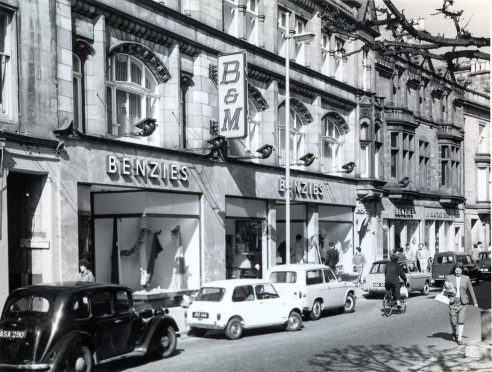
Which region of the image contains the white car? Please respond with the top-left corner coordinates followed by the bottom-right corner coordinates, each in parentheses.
top-left (267, 264), bottom-right (356, 321)
top-left (186, 279), bottom-right (303, 340)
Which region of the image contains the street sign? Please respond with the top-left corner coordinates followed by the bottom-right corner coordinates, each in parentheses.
top-left (218, 50), bottom-right (247, 139)
top-left (20, 239), bottom-right (50, 249)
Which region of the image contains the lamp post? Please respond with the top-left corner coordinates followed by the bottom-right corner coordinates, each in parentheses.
top-left (283, 12), bottom-right (314, 264)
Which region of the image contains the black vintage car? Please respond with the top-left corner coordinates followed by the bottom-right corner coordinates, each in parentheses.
top-left (0, 282), bottom-right (179, 371)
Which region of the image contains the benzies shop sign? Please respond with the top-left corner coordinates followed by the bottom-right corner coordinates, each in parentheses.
top-left (218, 50), bottom-right (247, 139)
top-left (106, 155), bottom-right (189, 182)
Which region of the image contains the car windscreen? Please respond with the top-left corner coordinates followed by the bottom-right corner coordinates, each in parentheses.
top-left (480, 252), bottom-right (490, 260)
top-left (269, 271), bottom-right (297, 283)
top-left (5, 294), bottom-right (52, 318)
top-left (195, 287), bottom-right (226, 302)
top-left (436, 255), bottom-right (454, 264)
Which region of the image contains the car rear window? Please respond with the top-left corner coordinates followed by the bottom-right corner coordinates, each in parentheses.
top-left (195, 287), bottom-right (225, 302)
top-left (269, 271), bottom-right (297, 283)
top-left (370, 263), bottom-right (386, 274)
top-left (6, 295), bottom-right (51, 317)
top-left (436, 255), bottom-right (454, 264)
top-left (480, 252), bottom-right (490, 259)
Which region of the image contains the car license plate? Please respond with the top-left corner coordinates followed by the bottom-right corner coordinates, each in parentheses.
top-left (372, 283), bottom-right (384, 287)
top-left (0, 329), bottom-right (26, 340)
top-left (192, 312), bottom-right (209, 319)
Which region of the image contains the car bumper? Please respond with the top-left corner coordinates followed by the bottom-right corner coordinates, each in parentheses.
top-left (186, 321), bottom-right (225, 330)
top-left (0, 362), bottom-right (50, 370)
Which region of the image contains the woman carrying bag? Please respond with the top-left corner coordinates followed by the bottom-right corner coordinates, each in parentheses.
top-left (444, 263), bottom-right (479, 345)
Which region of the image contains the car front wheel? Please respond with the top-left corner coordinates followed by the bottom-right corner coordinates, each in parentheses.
top-left (343, 293), bottom-right (356, 313)
top-left (155, 325), bottom-right (177, 358)
top-left (285, 311), bottom-right (302, 332)
top-left (60, 345), bottom-right (93, 372)
top-left (421, 282), bottom-right (430, 295)
top-left (309, 300), bottom-right (322, 321)
top-left (225, 317), bottom-right (243, 340)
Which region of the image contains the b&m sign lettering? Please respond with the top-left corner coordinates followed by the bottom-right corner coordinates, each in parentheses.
top-left (218, 51), bottom-right (247, 139)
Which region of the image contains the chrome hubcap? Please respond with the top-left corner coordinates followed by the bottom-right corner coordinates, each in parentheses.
top-left (231, 323), bottom-right (240, 336)
top-left (345, 298), bottom-right (353, 310)
top-left (74, 356), bottom-right (87, 372)
top-left (161, 335), bottom-right (170, 348)
top-left (289, 316), bottom-right (298, 328)
top-left (313, 303), bottom-right (320, 316)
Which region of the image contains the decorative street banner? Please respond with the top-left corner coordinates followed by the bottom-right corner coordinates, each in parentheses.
top-left (218, 50), bottom-right (247, 138)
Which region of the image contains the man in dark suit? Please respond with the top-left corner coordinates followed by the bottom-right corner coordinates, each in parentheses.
top-left (444, 264), bottom-right (479, 345)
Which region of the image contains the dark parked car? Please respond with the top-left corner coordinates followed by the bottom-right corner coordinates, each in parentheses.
top-left (432, 251), bottom-right (480, 286)
top-left (0, 282), bottom-right (179, 371)
top-left (478, 251), bottom-right (491, 279)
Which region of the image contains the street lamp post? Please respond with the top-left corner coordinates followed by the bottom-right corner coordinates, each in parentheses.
top-left (283, 13), bottom-right (315, 264)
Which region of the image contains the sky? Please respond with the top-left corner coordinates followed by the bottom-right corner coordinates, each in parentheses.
top-left (384, 0), bottom-right (490, 38)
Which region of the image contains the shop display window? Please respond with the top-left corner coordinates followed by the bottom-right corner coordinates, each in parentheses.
top-left (226, 219), bottom-right (265, 279)
top-left (92, 191), bottom-right (200, 292)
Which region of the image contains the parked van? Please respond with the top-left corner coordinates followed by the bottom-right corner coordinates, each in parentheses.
top-left (432, 251), bottom-right (480, 286)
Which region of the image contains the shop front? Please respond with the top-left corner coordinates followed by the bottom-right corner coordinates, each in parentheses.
top-left (424, 206), bottom-right (463, 255)
top-left (380, 200), bottom-right (424, 257)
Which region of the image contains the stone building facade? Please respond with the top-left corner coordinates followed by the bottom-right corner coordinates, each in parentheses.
top-left (0, 0), bottom-right (489, 306)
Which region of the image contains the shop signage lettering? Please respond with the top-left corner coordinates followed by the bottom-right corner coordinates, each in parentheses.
top-left (426, 211), bottom-right (455, 220)
top-left (395, 207), bottom-right (415, 218)
top-left (278, 178), bottom-right (324, 197)
top-left (218, 51), bottom-right (247, 139)
top-left (106, 155), bottom-right (189, 181)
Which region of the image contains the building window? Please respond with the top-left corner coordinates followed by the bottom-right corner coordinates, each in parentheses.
top-left (321, 116), bottom-right (344, 172)
top-left (229, 99), bottom-right (260, 159)
top-left (321, 32), bottom-right (330, 75)
top-left (451, 145), bottom-right (461, 191)
top-left (294, 17), bottom-right (307, 65)
top-left (279, 104), bottom-right (306, 166)
top-left (107, 54), bottom-right (159, 137)
top-left (419, 140), bottom-right (430, 187)
top-left (359, 121), bottom-right (370, 177)
top-left (277, 7), bottom-right (288, 58)
top-left (0, 10), bottom-right (11, 117)
top-left (440, 145), bottom-right (449, 187)
top-left (375, 122), bottom-right (383, 179)
top-left (389, 131), bottom-right (414, 180)
top-left (477, 167), bottom-right (490, 201)
top-left (334, 37), bottom-right (344, 81)
top-left (73, 54), bottom-right (84, 131)
top-left (390, 132), bottom-right (399, 178)
top-left (245, 0), bottom-right (259, 45)
top-left (479, 123), bottom-right (489, 153)
top-left (224, 0), bottom-right (239, 38)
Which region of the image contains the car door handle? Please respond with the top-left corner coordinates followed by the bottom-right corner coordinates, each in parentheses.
top-left (114, 319), bottom-right (123, 324)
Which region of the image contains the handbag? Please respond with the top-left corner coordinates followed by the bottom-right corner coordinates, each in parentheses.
top-left (435, 290), bottom-right (450, 305)
top-left (400, 285), bottom-right (409, 298)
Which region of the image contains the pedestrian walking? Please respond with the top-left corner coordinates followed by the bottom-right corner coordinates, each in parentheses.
top-left (395, 247), bottom-right (406, 262)
top-left (443, 263), bottom-right (478, 345)
top-left (325, 242), bottom-right (339, 272)
top-left (352, 247), bottom-right (366, 285)
top-left (77, 258), bottom-right (95, 282)
top-left (404, 243), bottom-right (415, 264)
top-left (417, 243), bottom-right (430, 273)
top-left (471, 243), bottom-right (480, 264)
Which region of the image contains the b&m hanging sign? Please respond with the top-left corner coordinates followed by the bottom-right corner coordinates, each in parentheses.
top-left (218, 50), bottom-right (247, 139)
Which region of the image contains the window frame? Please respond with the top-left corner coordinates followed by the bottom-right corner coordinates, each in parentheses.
top-left (0, 9), bottom-right (12, 119)
top-left (321, 116), bottom-right (344, 173)
top-left (107, 53), bottom-right (159, 137)
top-left (279, 103), bottom-right (306, 167)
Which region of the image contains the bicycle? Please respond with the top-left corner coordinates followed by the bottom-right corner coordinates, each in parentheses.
top-left (383, 283), bottom-right (407, 317)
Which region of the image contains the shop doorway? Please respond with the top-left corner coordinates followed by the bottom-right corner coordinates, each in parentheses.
top-left (276, 203), bottom-right (307, 265)
top-left (7, 172), bottom-right (47, 292)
